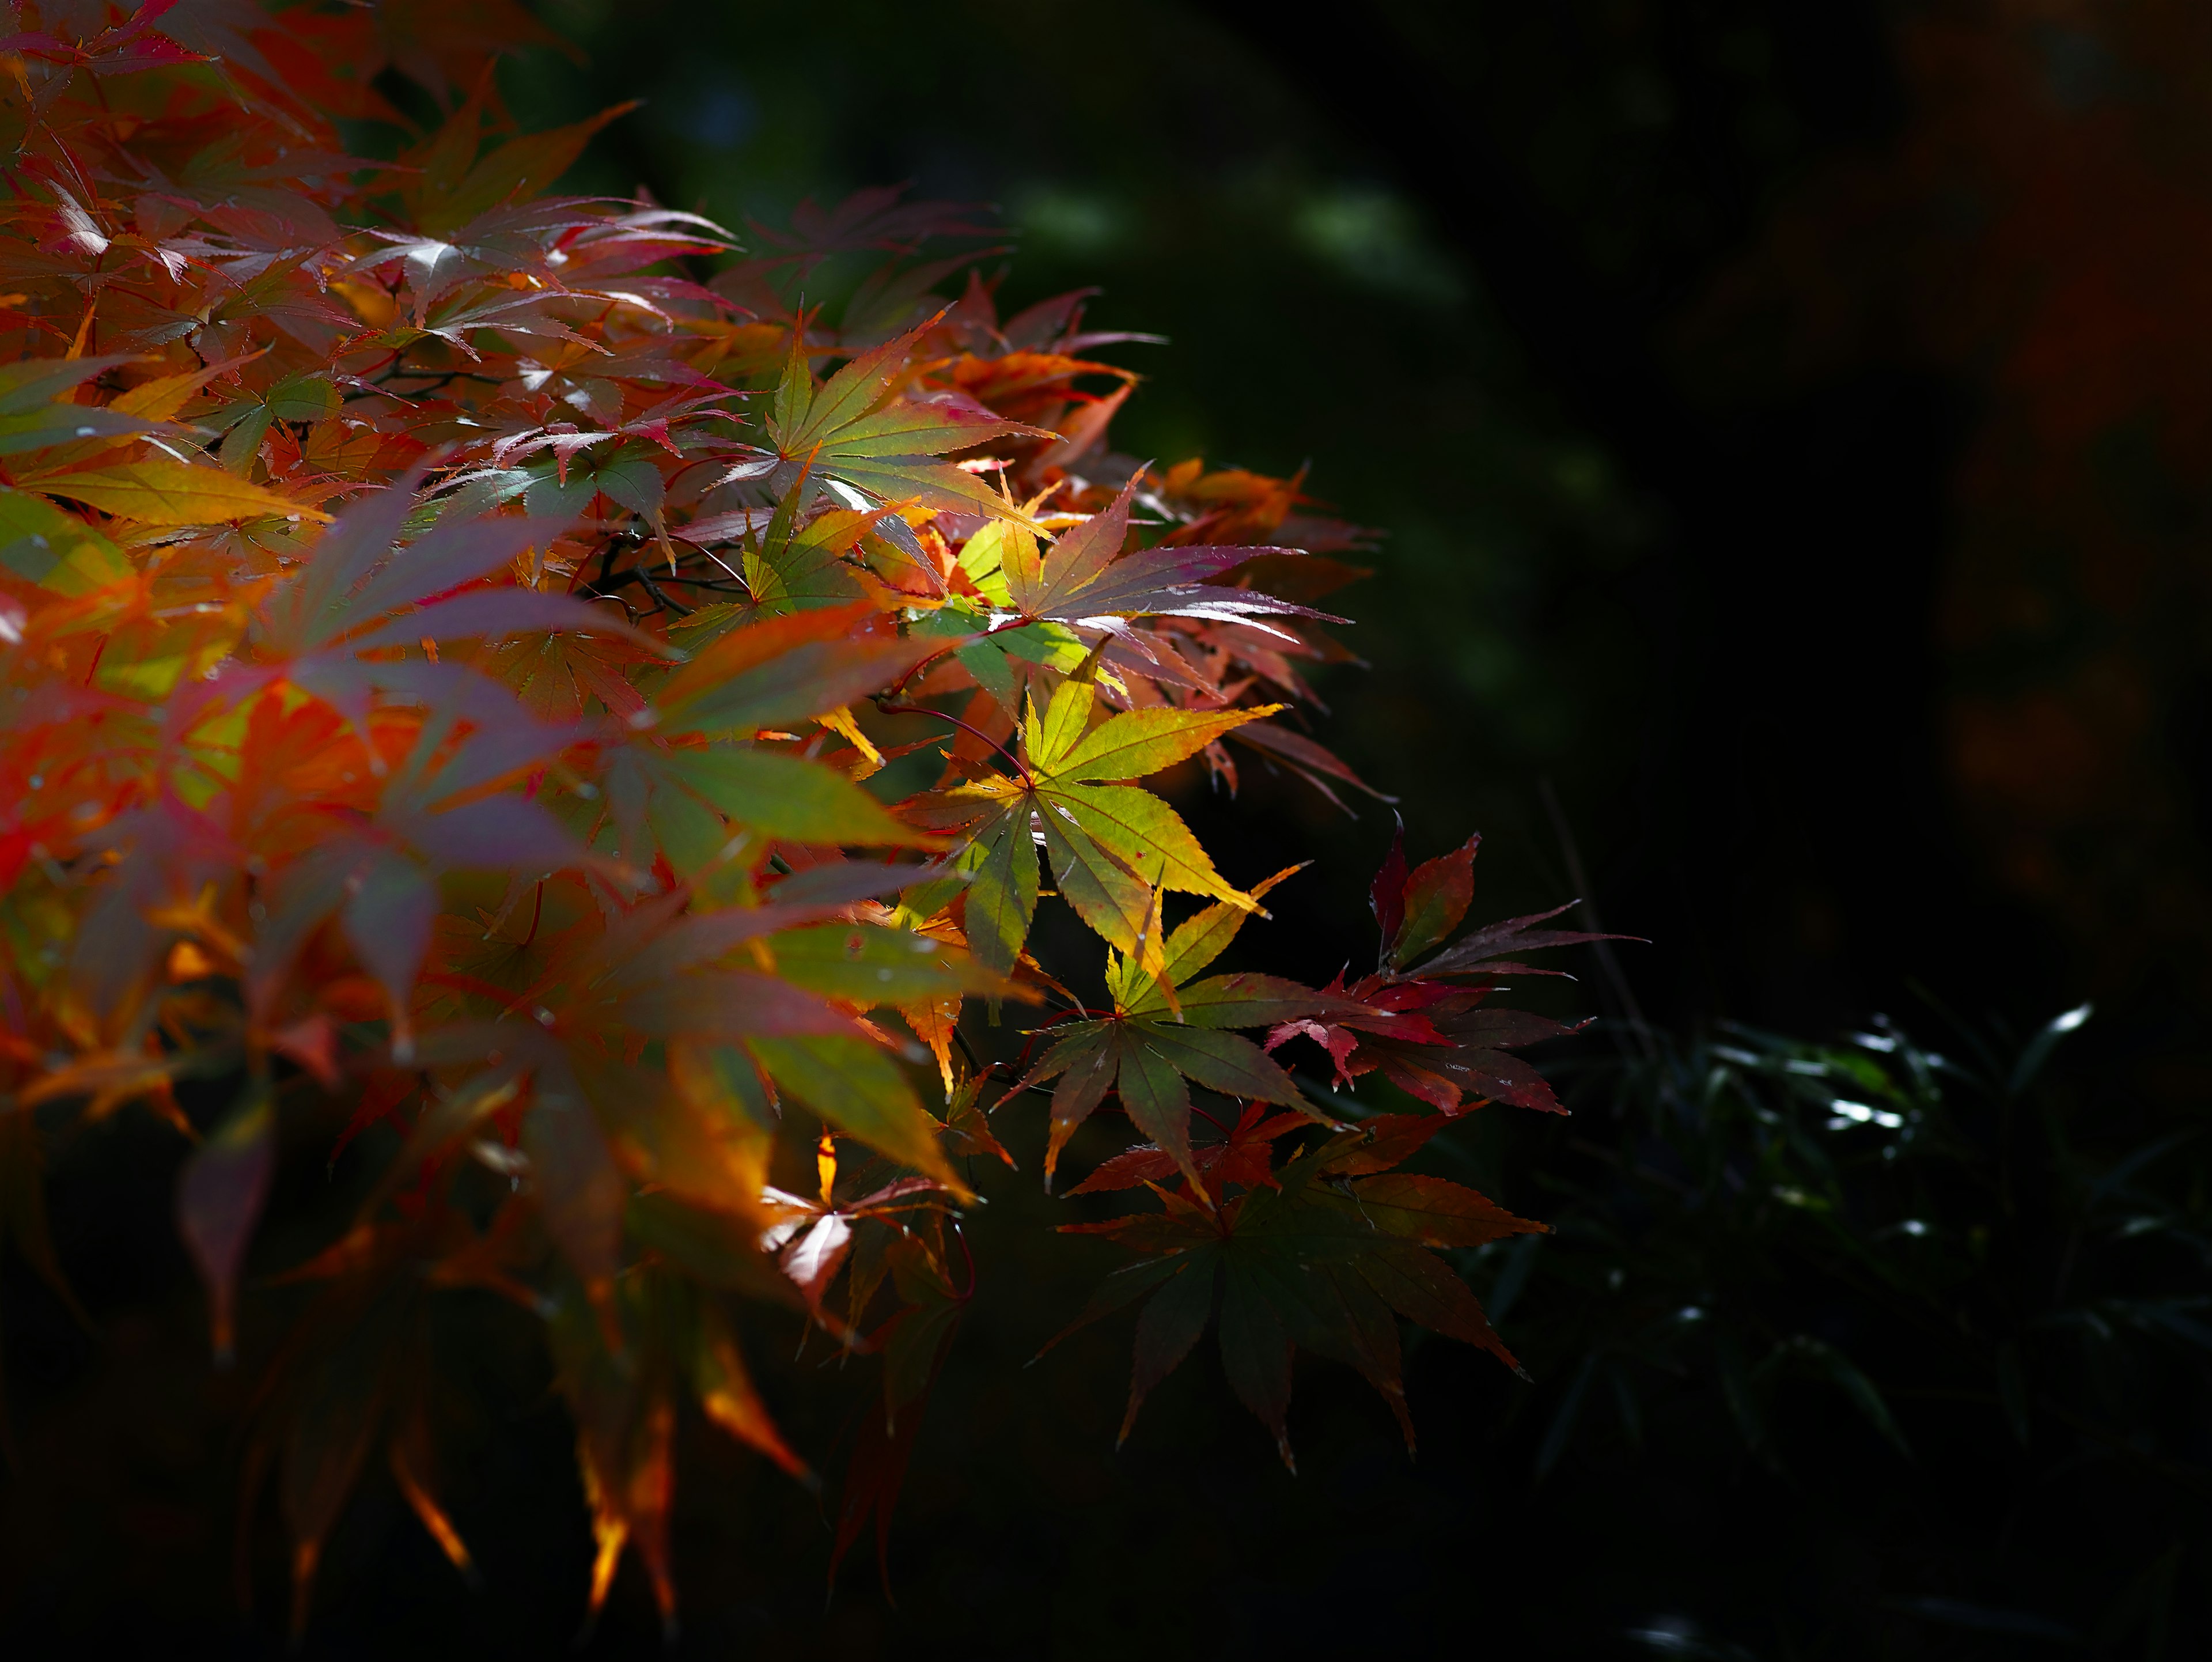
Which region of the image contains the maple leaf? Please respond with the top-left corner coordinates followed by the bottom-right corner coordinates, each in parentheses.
top-left (1051, 1126), bottom-right (1544, 1466)
top-left (676, 482), bottom-right (882, 616)
top-left (1225, 718), bottom-right (1396, 815)
top-left (380, 864), bottom-right (988, 1305)
top-left (0, 353), bottom-right (190, 455)
top-left (651, 598), bottom-right (944, 739)
top-left (194, 478), bottom-right (671, 763)
top-left (243, 711), bottom-right (594, 1055)
top-left (176, 1086), bottom-right (275, 1363)
top-left (1266, 827), bottom-right (1634, 1114)
top-left (200, 370), bottom-right (342, 471)
top-left (989, 475), bottom-right (1339, 632)
top-left (731, 186), bottom-right (999, 298)
top-left (347, 198), bottom-right (612, 322)
top-left (930, 477), bottom-right (1334, 707)
top-left (604, 599), bottom-right (952, 870)
top-left (543, 1265), bottom-right (807, 1641)
top-left (904, 676), bottom-right (1279, 977)
top-left (407, 84), bottom-right (643, 237)
top-left (997, 864), bottom-right (1368, 1192)
top-left (607, 740), bottom-right (938, 873)
top-left (675, 1127), bottom-right (974, 1602)
top-left (1, 2), bottom-right (205, 77)
top-left (352, 0), bottom-right (570, 104)
top-left (765, 313), bottom-right (1052, 521)
top-left (819, 1201), bottom-right (971, 1596)
top-left (1067, 1100), bottom-right (1311, 1198)
top-left (35, 455), bottom-right (328, 527)
top-left (237, 1201), bottom-right (527, 1636)
top-left (0, 484), bottom-right (133, 596)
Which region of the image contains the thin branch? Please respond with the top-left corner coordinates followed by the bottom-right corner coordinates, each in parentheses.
top-left (873, 696), bottom-right (1024, 779)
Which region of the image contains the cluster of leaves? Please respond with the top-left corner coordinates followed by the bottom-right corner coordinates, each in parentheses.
top-left (1479, 1005), bottom-right (2212, 1653)
top-left (1027, 826), bottom-right (1618, 1469)
top-left (0, 2), bottom-right (1597, 1637)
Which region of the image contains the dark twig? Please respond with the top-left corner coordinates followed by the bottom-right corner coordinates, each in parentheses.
top-left (635, 567), bottom-right (692, 616)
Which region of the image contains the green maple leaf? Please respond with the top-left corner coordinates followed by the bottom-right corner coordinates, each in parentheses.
top-left (767, 315), bottom-right (1050, 522)
top-left (601, 597), bottom-right (949, 873)
top-left (904, 677), bottom-right (1281, 980)
top-left (734, 494), bottom-right (878, 615)
top-left (1048, 1129), bottom-right (1546, 1468)
top-left (998, 865), bottom-right (1369, 1192)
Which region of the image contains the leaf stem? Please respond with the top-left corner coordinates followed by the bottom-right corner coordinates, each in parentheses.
top-left (872, 696), bottom-right (1024, 779)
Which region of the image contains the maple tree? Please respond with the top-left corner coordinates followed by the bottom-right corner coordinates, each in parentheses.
top-left (0, 2), bottom-right (1609, 1636)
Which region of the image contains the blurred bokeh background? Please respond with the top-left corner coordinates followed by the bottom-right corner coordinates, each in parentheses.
top-left (7, 2), bottom-right (2211, 1656)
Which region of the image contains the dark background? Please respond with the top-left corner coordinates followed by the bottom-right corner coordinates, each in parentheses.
top-left (6, 2), bottom-right (2211, 1656)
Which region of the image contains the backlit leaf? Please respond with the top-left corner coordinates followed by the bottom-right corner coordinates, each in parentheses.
top-left (43, 457), bottom-right (329, 524)
top-left (655, 602), bottom-right (943, 736)
top-left (177, 1087), bottom-right (275, 1364)
top-left (751, 1036), bottom-right (961, 1188)
top-left (661, 745), bottom-right (936, 847)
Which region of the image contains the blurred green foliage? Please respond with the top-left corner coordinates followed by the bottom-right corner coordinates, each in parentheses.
top-left (1476, 1004), bottom-right (2211, 1653)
